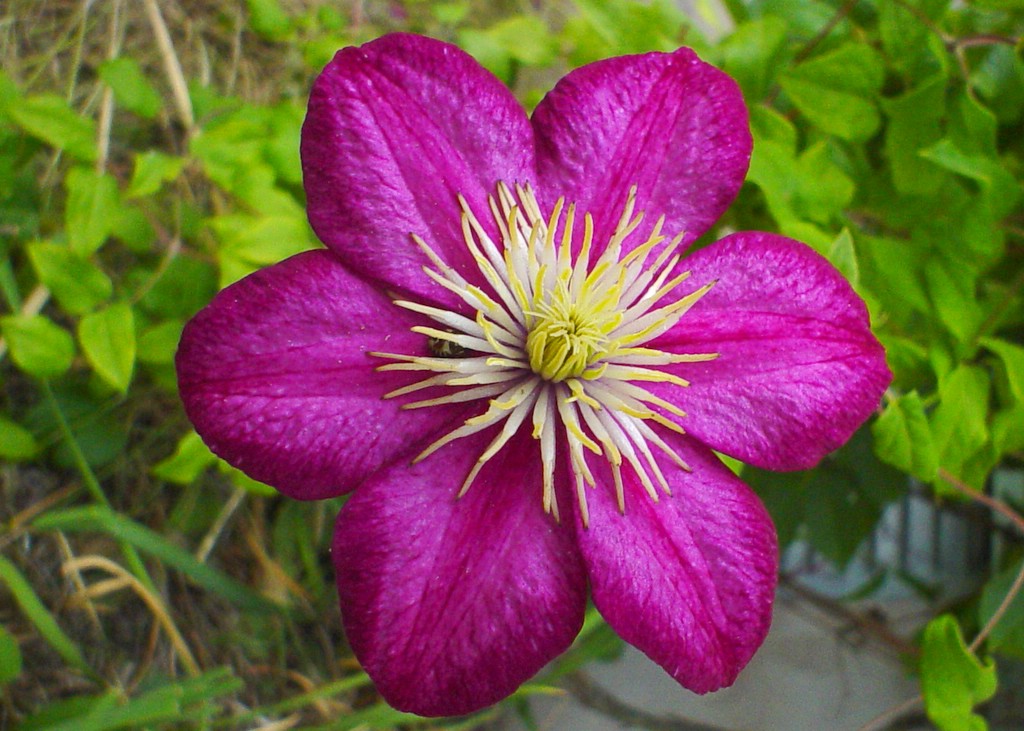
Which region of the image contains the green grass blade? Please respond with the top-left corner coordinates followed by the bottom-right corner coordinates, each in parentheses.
top-left (23, 668), bottom-right (243, 731)
top-left (0, 555), bottom-right (93, 676)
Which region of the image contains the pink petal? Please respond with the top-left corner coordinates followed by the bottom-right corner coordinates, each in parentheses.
top-left (333, 429), bottom-right (586, 716)
top-left (176, 250), bottom-right (472, 500)
top-left (301, 33), bottom-right (536, 303)
top-left (653, 232), bottom-right (891, 471)
top-left (532, 47), bottom-right (750, 248)
top-left (575, 435), bottom-right (777, 693)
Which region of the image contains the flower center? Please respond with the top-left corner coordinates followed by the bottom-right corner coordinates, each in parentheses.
top-left (371, 183), bottom-right (718, 526)
top-left (526, 289), bottom-right (613, 381)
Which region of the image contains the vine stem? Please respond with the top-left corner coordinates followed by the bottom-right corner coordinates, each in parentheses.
top-left (937, 469), bottom-right (1024, 653)
top-left (858, 468), bottom-right (1024, 730)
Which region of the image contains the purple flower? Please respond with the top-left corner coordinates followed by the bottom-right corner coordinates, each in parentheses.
top-left (177, 34), bottom-right (891, 717)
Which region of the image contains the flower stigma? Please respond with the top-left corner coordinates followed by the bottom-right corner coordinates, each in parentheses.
top-left (372, 183), bottom-right (718, 527)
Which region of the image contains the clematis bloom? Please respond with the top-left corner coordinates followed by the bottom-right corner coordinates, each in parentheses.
top-left (177, 33), bottom-right (891, 717)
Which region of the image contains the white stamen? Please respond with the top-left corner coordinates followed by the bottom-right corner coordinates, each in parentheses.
top-left (375, 183), bottom-right (716, 526)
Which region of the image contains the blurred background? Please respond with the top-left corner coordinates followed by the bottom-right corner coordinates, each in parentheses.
top-left (1, 1), bottom-right (1023, 729)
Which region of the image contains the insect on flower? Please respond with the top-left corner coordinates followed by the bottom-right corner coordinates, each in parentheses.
top-left (427, 332), bottom-right (470, 358)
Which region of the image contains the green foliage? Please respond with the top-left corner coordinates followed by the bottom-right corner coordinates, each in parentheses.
top-left (27, 242), bottom-right (112, 315)
top-left (246, 0), bottom-right (294, 42)
top-left (872, 391), bottom-right (938, 481)
top-left (98, 58), bottom-right (163, 119)
top-left (0, 416), bottom-right (40, 460)
top-left (77, 303), bottom-right (136, 392)
top-left (7, 95), bottom-right (97, 161)
top-left (780, 43), bottom-right (885, 140)
top-left (1, 0), bottom-right (1022, 727)
top-left (459, 15), bottom-right (558, 82)
top-left (64, 167), bottom-right (122, 256)
top-left (921, 615), bottom-right (998, 731)
top-left (1, 314), bottom-right (76, 378)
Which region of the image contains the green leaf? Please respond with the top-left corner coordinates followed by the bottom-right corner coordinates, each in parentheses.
top-left (126, 151), bottom-right (185, 198)
top-left (189, 112), bottom-right (266, 187)
top-left (0, 556), bottom-right (92, 674)
top-left (264, 102), bottom-right (303, 186)
top-left (920, 139), bottom-right (1021, 219)
top-left (979, 559), bottom-right (1024, 660)
top-left (222, 463), bottom-right (278, 497)
top-left (561, 0), bottom-right (693, 67)
top-left (792, 142), bottom-right (855, 224)
top-left (153, 431), bottom-right (217, 484)
top-left (881, 76), bottom-right (947, 196)
top-left (8, 94), bottom-right (97, 161)
top-left (879, 0), bottom-right (949, 80)
top-left (931, 365), bottom-right (991, 491)
top-left (460, 16), bottom-right (558, 82)
top-left (245, 0), bottom-right (292, 41)
top-left (747, 138), bottom-right (853, 240)
top-left (78, 303), bottom-right (136, 392)
top-left (65, 167), bottom-right (122, 255)
top-left (98, 57), bottom-right (162, 119)
top-left (138, 255), bottom-right (217, 319)
top-left (0, 416), bottom-right (41, 461)
top-left (432, 1), bottom-right (469, 24)
top-left (972, 45), bottom-right (1024, 123)
top-left (925, 258), bottom-right (984, 345)
top-left (27, 241), bottom-right (112, 314)
top-left (982, 338), bottom-right (1024, 403)
top-left (950, 91), bottom-right (998, 158)
top-left (993, 404), bottom-right (1024, 456)
top-left (211, 213), bottom-right (317, 286)
top-left (780, 43), bottom-right (885, 141)
top-left (0, 71), bottom-right (22, 118)
top-left (780, 78), bottom-right (879, 141)
top-left (33, 506), bottom-right (283, 613)
top-left (826, 229), bottom-right (859, 286)
top-left (788, 42), bottom-right (886, 95)
top-left (921, 614), bottom-right (997, 731)
top-left (110, 204), bottom-right (155, 252)
top-left (0, 625), bottom-right (22, 685)
top-left (0, 314), bottom-right (76, 379)
top-left (750, 104), bottom-right (797, 151)
top-left (137, 319), bottom-right (184, 365)
top-left (872, 391), bottom-right (938, 481)
top-left (721, 17), bottom-right (788, 100)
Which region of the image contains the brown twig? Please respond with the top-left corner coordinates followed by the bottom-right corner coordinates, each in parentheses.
top-left (793, 0), bottom-right (858, 64)
top-left (858, 695), bottom-right (926, 731)
top-left (781, 575), bottom-right (920, 657)
top-left (955, 34), bottom-right (1018, 49)
top-left (142, 0), bottom-right (194, 133)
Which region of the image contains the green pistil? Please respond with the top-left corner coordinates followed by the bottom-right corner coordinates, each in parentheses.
top-left (526, 306), bottom-right (607, 381)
